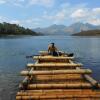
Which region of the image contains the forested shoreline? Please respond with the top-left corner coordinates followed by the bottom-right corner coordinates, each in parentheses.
top-left (0, 22), bottom-right (38, 36)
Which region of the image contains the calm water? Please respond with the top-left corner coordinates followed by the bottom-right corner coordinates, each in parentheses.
top-left (0, 36), bottom-right (100, 100)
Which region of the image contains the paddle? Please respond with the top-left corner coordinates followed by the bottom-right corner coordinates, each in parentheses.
top-left (26, 55), bottom-right (39, 58)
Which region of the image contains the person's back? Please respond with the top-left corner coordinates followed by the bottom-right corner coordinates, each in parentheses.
top-left (48, 43), bottom-right (58, 56)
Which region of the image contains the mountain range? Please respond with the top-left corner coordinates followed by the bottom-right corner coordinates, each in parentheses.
top-left (33, 22), bottom-right (100, 35)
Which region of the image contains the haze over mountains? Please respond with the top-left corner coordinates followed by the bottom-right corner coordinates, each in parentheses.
top-left (33, 22), bottom-right (100, 35)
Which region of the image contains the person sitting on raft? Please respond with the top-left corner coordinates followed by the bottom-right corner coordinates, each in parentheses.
top-left (48, 43), bottom-right (58, 56)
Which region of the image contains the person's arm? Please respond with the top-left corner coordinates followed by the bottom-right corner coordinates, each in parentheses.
top-left (48, 45), bottom-right (50, 53)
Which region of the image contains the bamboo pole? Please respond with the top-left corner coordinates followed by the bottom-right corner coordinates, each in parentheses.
top-left (17, 89), bottom-right (98, 96)
top-left (17, 89), bottom-right (100, 94)
top-left (76, 67), bottom-right (99, 88)
top-left (27, 63), bottom-right (82, 68)
top-left (19, 77), bottom-right (29, 90)
top-left (26, 83), bottom-right (92, 89)
top-left (33, 56), bottom-right (74, 60)
top-left (19, 68), bottom-right (34, 90)
top-left (39, 51), bottom-right (64, 55)
top-left (84, 75), bottom-right (99, 87)
top-left (20, 69), bottom-right (92, 76)
top-left (16, 95), bottom-right (100, 100)
top-left (35, 74), bottom-right (82, 81)
top-left (69, 60), bottom-right (75, 64)
top-left (19, 89), bottom-right (90, 92)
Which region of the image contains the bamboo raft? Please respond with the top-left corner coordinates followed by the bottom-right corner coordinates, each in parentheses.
top-left (16, 50), bottom-right (100, 100)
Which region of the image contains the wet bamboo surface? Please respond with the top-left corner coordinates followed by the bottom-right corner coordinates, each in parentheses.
top-left (16, 51), bottom-right (100, 100)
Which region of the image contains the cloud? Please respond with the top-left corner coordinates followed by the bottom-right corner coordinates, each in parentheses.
top-left (0, 15), bottom-right (42, 28)
top-left (42, 3), bottom-right (70, 24)
top-left (0, 1), bottom-right (100, 27)
top-left (42, 3), bottom-right (89, 24)
top-left (71, 9), bottom-right (88, 18)
top-left (93, 8), bottom-right (100, 13)
top-left (55, 9), bottom-right (66, 20)
top-left (42, 2), bottom-right (100, 26)
top-left (28, 0), bottom-right (55, 7)
top-left (21, 18), bottom-right (42, 28)
top-left (0, 16), bottom-right (8, 22)
top-left (10, 20), bottom-right (21, 24)
top-left (70, 7), bottom-right (100, 25)
top-left (10, 18), bottom-right (41, 28)
top-left (0, 16), bottom-right (22, 25)
top-left (43, 9), bottom-right (66, 21)
top-left (0, 0), bottom-right (24, 7)
top-left (0, 0), bottom-right (6, 4)
top-left (87, 18), bottom-right (100, 25)
top-left (0, 0), bottom-right (55, 8)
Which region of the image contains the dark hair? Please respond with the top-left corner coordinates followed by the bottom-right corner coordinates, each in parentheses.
top-left (51, 43), bottom-right (55, 47)
top-left (51, 43), bottom-right (54, 45)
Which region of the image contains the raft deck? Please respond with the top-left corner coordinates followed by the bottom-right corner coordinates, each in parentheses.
top-left (16, 51), bottom-right (100, 100)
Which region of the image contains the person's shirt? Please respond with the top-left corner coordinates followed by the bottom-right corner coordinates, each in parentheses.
top-left (48, 44), bottom-right (58, 53)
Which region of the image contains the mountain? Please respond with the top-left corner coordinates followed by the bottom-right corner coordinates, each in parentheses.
top-left (0, 22), bottom-right (39, 36)
top-left (33, 22), bottom-right (100, 35)
top-left (64, 22), bottom-right (100, 33)
top-left (72, 30), bottom-right (100, 36)
top-left (33, 24), bottom-right (66, 35)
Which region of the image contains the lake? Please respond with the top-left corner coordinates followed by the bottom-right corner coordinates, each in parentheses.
top-left (0, 36), bottom-right (100, 100)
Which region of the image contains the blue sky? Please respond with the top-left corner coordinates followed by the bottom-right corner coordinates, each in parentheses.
top-left (0, 0), bottom-right (100, 28)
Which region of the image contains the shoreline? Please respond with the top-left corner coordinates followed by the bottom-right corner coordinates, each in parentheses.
top-left (0, 35), bottom-right (100, 39)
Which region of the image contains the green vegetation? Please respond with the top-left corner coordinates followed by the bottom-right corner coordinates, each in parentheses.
top-left (0, 22), bottom-right (38, 36)
top-left (72, 30), bottom-right (100, 36)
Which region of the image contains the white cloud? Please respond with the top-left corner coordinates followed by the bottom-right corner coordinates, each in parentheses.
top-left (42, 3), bottom-right (70, 24)
top-left (42, 3), bottom-right (100, 26)
top-left (0, 16), bottom-right (3, 20)
top-left (71, 9), bottom-right (88, 18)
top-left (25, 18), bottom-right (42, 24)
top-left (17, 0), bottom-right (25, 2)
top-left (0, 0), bottom-right (55, 7)
top-left (42, 3), bottom-right (89, 24)
top-left (0, 0), bottom-right (24, 7)
top-left (0, 16), bottom-right (22, 25)
top-left (22, 18), bottom-right (42, 28)
top-left (0, 15), bottom-right (42, 28)
top-left (87, 18), bottom-right (100, 25)
top-left (93, 8), bottom-right (100, 13)
top-left (0, 0), bottom-right (6, 4)
top-left (10, 20), bottom-right (21, 24)
top-left (0, 1), bottom-right (100, 27)
top-left (29, 0), bottom-right (55, 7)
top-left (55, 9), bottom-right (66, 20)
top-left (69, 6), bottom-right (100, 25)
top-left (0, 16), bottom-right (8, 22)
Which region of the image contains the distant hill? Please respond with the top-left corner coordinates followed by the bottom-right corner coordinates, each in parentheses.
top-left (33, 22), bottom-right (100, 35)
top-left (72, 30), bottom-right (100, 36)
top-left (33, 24), bottom-right (67, 35)
top-left (0, 22), bottom-right (39, 36)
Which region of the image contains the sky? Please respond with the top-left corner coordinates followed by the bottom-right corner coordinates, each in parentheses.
top-left (0, 0), bottom-right (100, 28)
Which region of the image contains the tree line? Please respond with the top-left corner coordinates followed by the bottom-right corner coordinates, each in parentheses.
top-left (0, 22), bottom-right (38, 36)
